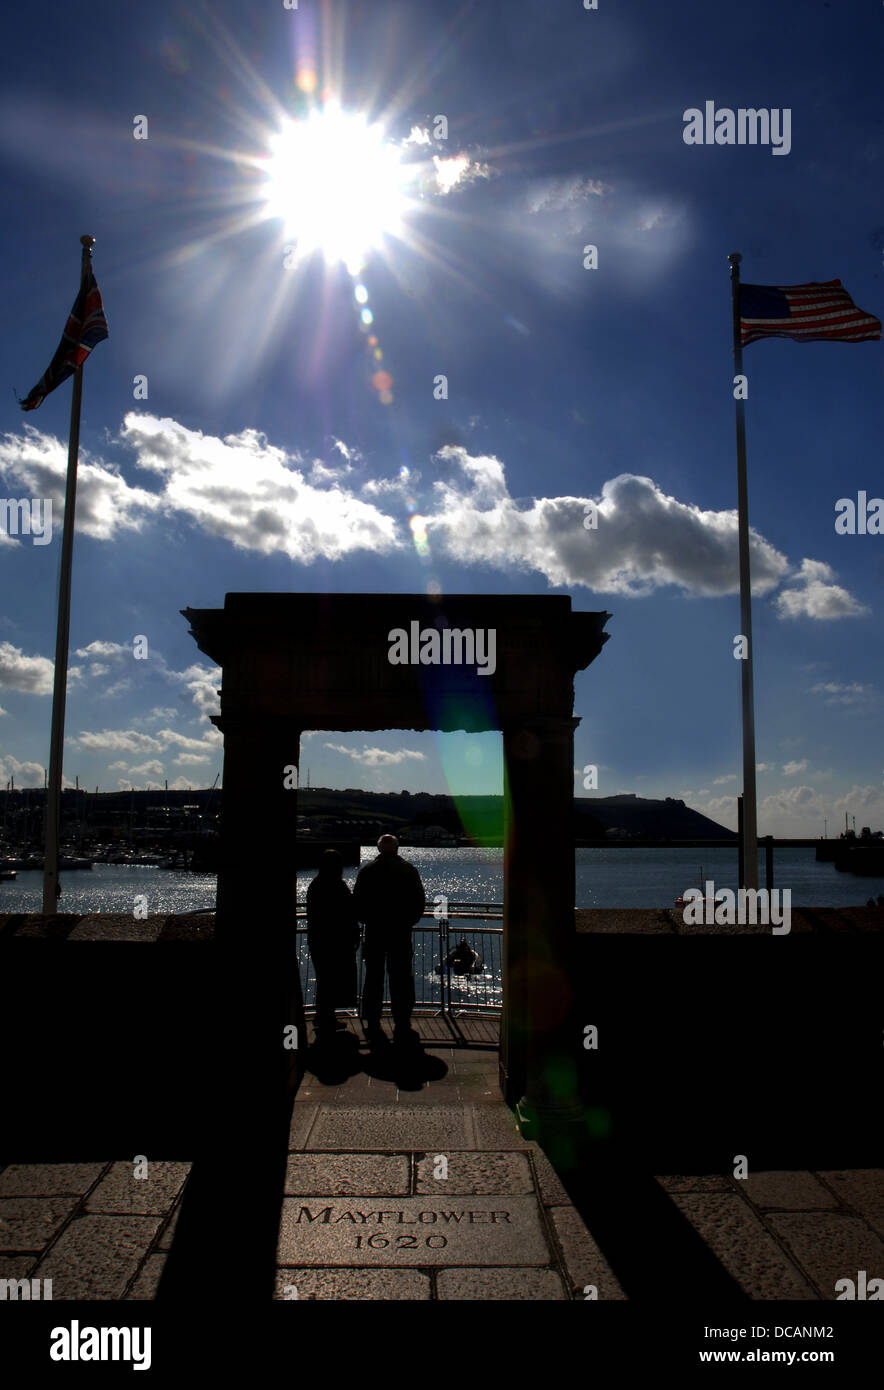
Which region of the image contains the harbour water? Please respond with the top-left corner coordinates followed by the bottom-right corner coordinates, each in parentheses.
top-left (2, 845), bottom-right (882, 916)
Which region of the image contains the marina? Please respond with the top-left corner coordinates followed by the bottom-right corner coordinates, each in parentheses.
top-left (2, 844), bottom-right (883, 917)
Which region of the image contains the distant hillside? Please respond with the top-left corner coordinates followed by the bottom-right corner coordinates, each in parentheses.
top-left (575, 794), bottom-right (736, 840)
top-left (295, 788), bottom-right (735, 840)
top-left (1, 785), bottom-right (735, 842)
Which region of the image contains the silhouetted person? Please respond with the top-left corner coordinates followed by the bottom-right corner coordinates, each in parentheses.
top-left (306, 849), bottom-right (360, 1036)
top-left (354, 834), bottom-right (425, 1045)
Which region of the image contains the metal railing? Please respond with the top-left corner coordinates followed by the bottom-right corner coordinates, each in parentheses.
top-left (295, 901), bottom-right (503, 1017)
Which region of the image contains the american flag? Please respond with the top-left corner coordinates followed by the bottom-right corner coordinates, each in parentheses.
top-left (20, 268), bottom-right (109, 411)
top-left (739, 279), bottom-right (881, 348)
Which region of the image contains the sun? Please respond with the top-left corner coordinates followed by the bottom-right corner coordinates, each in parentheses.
top-left (261, 104), bottom-right (410, 274)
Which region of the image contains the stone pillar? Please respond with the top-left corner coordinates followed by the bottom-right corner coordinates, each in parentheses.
top-left (501, 717), bottom-right (582, 1133)
top-left (213, 713), bottom-right (305, 1103)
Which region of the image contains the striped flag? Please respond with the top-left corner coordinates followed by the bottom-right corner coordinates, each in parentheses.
top-left (20, 268), bottom-right (109, 411)
top-left (739, 279), bottom-right (881, 347)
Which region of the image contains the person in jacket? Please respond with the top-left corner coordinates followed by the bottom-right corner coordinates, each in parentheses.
top-left (353, 834), bottom-right (425, 1045)
top-left (306, 849), bottom-right (360, 1036)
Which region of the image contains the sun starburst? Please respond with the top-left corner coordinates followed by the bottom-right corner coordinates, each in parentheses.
top-left (260, 103), bottom-right (411, 274)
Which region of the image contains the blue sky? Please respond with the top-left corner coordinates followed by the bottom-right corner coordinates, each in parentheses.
top-left (1, 0), bottom-right (882, 835)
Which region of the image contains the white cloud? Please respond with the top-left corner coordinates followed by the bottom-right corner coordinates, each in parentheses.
top-left (308, 458), bottom-right (352, 485)
top-left (331, 438), bottom-right (361, 464)
top-left (146, 706), bottom-right (179, 723)
top-left (127, 760), bottom-right (165, 778)
top-left (101, 678), bottom-right (133, 699)
top-left (75, 729), bottom-right (164, 754)
top-left (424, 449), bottom-right (792, 597)
top-left (1, 418), bottom-right (403, 560)
top-left (712, 774), bottom-right (737, 785)
top-left (514, 173), bottom-right (692, 293)
top-left (0, 753), bottom-right (45, 787)
top-left (0, 641), bottom-right (54, 694)
top-left (175, 753), bottom-right (211, 765)
top-left (361, 469), bottom-right (419, 498)
top-left (693, 794), bottom-right (737, 828)
top-left (121, 414), bottom-right (401, 562)
top-left (526, 176), bottom-right (611, 213)
top-left (164, 662), bottom-right (221, 717)
top-left (73, 640), bottom-right (129, 661)
top-left (783, 759), bottom-right (809, 776)
top-left (71, 726), bottom-right (221, 767)
top-left (692, 782), bottom-right (884, 837)
top-left (810, 681), bottom-right (874, 707)
top-left (323, 742), bottom-right (427, 768)
top-left (776, 559), bottom-right (869, 620)
top-left (157, 727), bottom-right (221, 753)
top-left (432, 154), bottom-right (492, 195)
top-left (0, 425), bottom-right (160, 540)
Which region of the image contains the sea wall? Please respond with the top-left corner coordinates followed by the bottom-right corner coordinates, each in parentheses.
top-left (3, 908), bottom-right (881, 1169)
top-left (571, 912), bottom-right (883, 1170)
top-left (1, 914), bottom-right (215, 1159)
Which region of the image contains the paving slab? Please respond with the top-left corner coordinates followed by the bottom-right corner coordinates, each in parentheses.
top-left (436, 1268), bottom-right (567, 1299)
top-left (415, 1151), bottom-right (534, 1195)
top-left (531, 1149), bottom-right (572, 1206)
top-left (656, 1175), bottom-right (733, 1193)
top-left (816, 1170), bottom-right (884, 1241)
top-left (278, 1195), bottom-right (550, 1267)
top-left (393, 1082), bottom-right (464, 1105)
top-left (289, 1103), bottom-right (320, 1151)
top-left (85, 1161), bottom-right (190, 1214)
top-left (125, 1253), bottom-right (168, 1300)
top-left (0, 1164), bottom-right (105, 1197)
top-left (472, 1106), bottom-right (533, 1151)
top-left (305, 1105), bottom-right (474, 1151)
top-left (667, 1192), bottom-right (817, 1299)
top-left (273, 1268), bottom-right (431, 1299)
top-left (156, 1201), bottom-right (183, 1252)
top-left (742, 1171), bottom-right (840, 1211)
top-left (32, 1214), bottom-right (162, 1299)
top-left (455, 1073), bottom-right (504, 1103)
top-left (284, 1154), bottom-right (409, 1196)
top-left (547, 1206), bottom-right (627, 1299)
top-left (67, 915), bottom-right (166, 941)
top-left (0, 1196), bottom-right (79, 1252)
top-left (765, 1211), bottom-right (884, 1299)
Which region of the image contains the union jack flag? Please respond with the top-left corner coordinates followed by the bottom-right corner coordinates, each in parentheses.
top-left (739, 279), bottom-right (881, 348)
top-left (20, 268), bottom-right (109, 411)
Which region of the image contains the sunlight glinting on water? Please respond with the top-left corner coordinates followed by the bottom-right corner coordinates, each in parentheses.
top-left (2, 846), bottom-right (882, 918)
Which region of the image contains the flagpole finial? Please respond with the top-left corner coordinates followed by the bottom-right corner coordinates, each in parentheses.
top-left (80, 235), bottom-right (95, 255)
top-left (728, 252), bottom-right (742, 267)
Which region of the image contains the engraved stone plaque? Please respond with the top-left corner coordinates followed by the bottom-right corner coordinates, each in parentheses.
top-left (278, 1195), bottom-right (550, 1266)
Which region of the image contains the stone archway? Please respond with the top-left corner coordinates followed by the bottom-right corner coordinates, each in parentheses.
top-left (182, 593), bottom-right (609, 1124)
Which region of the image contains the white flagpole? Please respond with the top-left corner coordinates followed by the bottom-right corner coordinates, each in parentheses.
top-left (42, 234), bottom-right (95, 914)
top-left (728, 252), bottom-right (758, 890)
